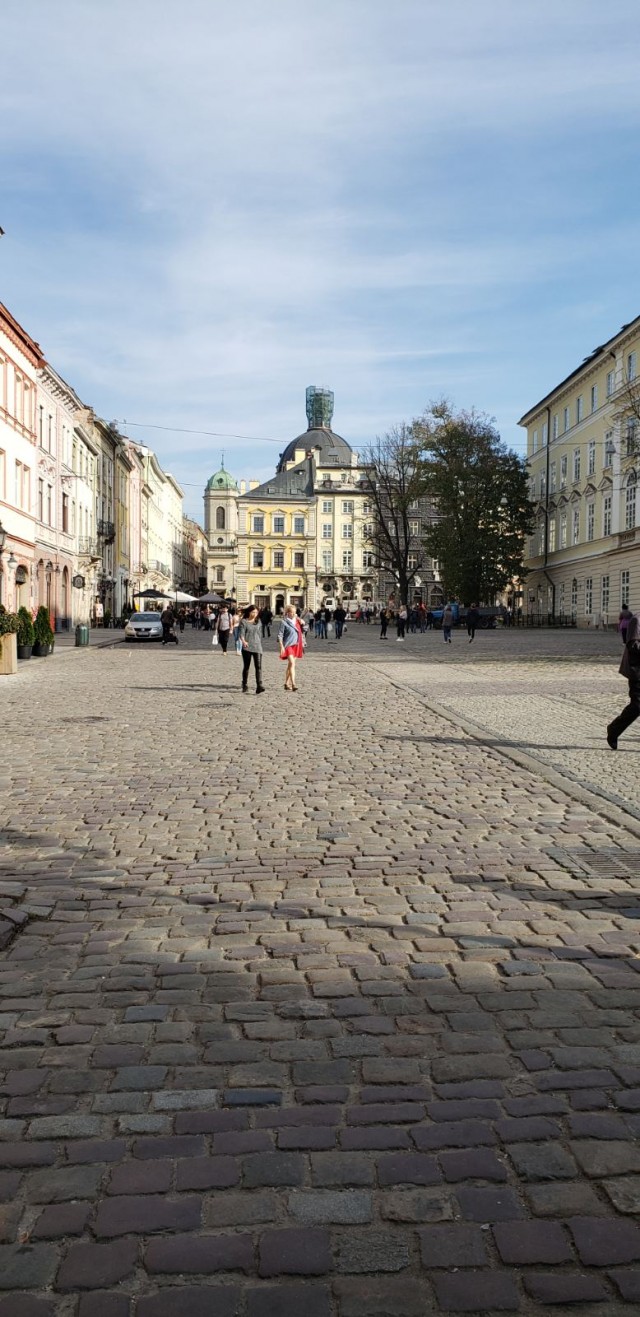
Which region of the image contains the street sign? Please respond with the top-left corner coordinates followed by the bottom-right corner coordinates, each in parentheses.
top-left (72, 574), bottom-right (85, 588)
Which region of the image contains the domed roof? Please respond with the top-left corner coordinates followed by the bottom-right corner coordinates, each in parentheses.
top-left (206, 465), bottom-right (237, 492)
top-left (277, 426), bottom-right (353, 473)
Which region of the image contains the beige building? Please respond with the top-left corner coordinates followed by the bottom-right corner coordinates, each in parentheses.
top-left (522, 316), bottom-right (640, 625)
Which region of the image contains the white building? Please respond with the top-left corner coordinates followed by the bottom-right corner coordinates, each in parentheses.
top-left (0, 304), bottom-right (44, 613)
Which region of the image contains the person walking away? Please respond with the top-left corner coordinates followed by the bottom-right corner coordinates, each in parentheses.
top-left (314, 609), bottom-right (324, 639)
top-left (216, 604), bottom-right (231, 655)
top-left (379, 607), bottom-right (388, 639)
top-left (334, 604), bottom-right (347, 640)
top-left (466, 603), bottom-right (480, 643)
top-left (278, 604), bottom-right (304, 690)
top-left (607, 611), bottom-right (640, 749)
top-left (619, 603), bottom-right (633, 644)
top-left (239, 605), bottom-right (265, 693)
top-left (442, 602), bottom-right (454, 644)
top-left (397, 605), bottom-right (407, 641)
top-left (260, 606), bottom-right (273, 639)
top-left (178, 606), bottom-right (186, 634)
top-left (161, 605), bottom-right (174, 645)
top-left (231, 606), bottom-right (243, 653)
top-left (323, 606), bottom-right (332, 637)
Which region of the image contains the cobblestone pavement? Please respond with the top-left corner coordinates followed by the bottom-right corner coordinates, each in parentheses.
top-left (1, 626), bottom-right (639, 1315)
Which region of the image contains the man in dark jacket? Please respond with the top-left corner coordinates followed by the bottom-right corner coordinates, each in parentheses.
top-left (334, 605), bottom-right (347, 639)
top-left (607, 612), bottom-right (640, 749)
top-left (466, 603), bottom-right (480, 643)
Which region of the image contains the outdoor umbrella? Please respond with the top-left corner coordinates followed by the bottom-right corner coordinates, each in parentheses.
top-left (133, 589), bottom-right (171, 600)
top-left (197, 591), bottom-right (224, 604)
top-left (172, 590), bottom-right (198, 603)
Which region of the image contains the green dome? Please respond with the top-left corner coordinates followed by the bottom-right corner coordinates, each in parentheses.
top-left (206, 466), bottom-right (237, 492)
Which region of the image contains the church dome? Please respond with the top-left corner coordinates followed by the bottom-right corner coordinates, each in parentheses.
top-left (206, 465), bottom-right (238, 492)
top-left (277, 386), bottom-right (353, 473)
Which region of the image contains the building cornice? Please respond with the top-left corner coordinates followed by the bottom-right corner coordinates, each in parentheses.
top-left (0, 303), bottom-right (45, 369)
top-left (519, 312), bottom-right (640, 426)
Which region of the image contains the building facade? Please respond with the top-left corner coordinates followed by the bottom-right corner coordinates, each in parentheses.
top-left (0, 304), bottom-right (44, 614)
top-left (236, 455), bottom-right (316, 613)
top-left (204, 464), bottom-right (239, 596)
top-left (522, 316), bottom-right (640, 624)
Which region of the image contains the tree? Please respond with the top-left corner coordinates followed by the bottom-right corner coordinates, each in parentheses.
top-left (360, 424), bottom-right (432, 606)
top-left (415, 402), bottom-right (534, 605)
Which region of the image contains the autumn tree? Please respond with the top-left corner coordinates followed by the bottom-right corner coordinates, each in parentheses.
top-left (360, 424), bottom-right (432, 606)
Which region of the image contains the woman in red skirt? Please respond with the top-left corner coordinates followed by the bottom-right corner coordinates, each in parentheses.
top-left (278, 604), bottom-right (304, 690)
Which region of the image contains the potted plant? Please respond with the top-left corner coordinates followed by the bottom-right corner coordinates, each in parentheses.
top-left (33, 605), bottom-right (54, 657)
top-left (0, 607), bottom-right (18, 675)
top-left (16, 606), bottom-right (35, 660)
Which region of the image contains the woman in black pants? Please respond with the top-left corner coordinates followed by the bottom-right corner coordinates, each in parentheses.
top-left (238, 605), bottom-right (265, 694)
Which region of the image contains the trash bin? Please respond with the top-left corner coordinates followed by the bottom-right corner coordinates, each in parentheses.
top-left (75, 624), bottom-right (90, 647)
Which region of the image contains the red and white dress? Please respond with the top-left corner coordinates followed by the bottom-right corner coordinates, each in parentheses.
top-left (279, 615), bottom-right (304, 660)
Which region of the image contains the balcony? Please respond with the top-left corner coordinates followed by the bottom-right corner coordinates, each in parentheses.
top-left (98, 519), bottom-right (115, 540)
top-left (618, 529), bottom-right (636, 546)
top-left (77, 538), bottom-right (101, 559)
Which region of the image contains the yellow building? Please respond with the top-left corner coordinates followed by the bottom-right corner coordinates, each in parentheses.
top-left (521, 316), bottom-right (640, 624)
top-left (236, 455), bottom-right (316, 612)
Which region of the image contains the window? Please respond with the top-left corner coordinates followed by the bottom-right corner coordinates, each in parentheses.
top-left (590, 384), bottom-right (598, 412)
top-left (540, 472), bottom-right (546, 498)
top-left (252, 515), bottom-right (264, 533)
top-left (560, 511), bottom-right (567, 548)
top-left (573, 508), bottom-right (580, 544)
top-left (625, 474), bottom-right (637, 530)
top-left (604, 432), bottom-right (615, 467)
top-left (216, 506), bottom-right (225, 530)
top-left (587, 501), bottom-right (595, 541)
top-left (273, 515), bottom-right (285, 534)
top-left (273, 550), bottom-right (285, 569)
top-left (47, 414), bottom-right (53, 452)
top-left (571, 578), bottom-right (578, 609)
top-left (563, 406), bottom-right (570, 432)
top-left (216, 566), bottom-right (224, 583)
top-left (529, 478), bottom-right (536, 500)
top-left (342, 501), bottom-right (354, 514)
top-left (573, 448), bottom-right (581, 481)
top-left (552, 414), bottom-right (559, 440)
top-left (363, 522), bottom-right (374, 537)
top-left (407, 553), bottom-right (418, 570)
top-left (621, 569), bottom-right (630, 607)
top-left (409, 520), bottom-right (419, 536)
top-left (538, 519), bottom-right (545, 555)
top-left (38, 478), bottom-right (44, 522)
top-left (603, 494), bottom-right (612, 537)
top-left (322, 500), bottom-right (332, 513)
top-left (62, 494), bottom-right (69, 533)
top-left (342, 550), bottom-right (352, 569)
top-left (252, 549), bottom-right (264, 569)
top-left (588, 440), bottom-right (596, 475)
top-left (560, 455), bottom-right (567, 488)
top-left (628, 351), bottom-right (637, 382)
top-left (533, 429), bottom-right (539, 453)
top-left (549, 517), bottom-right (556, 552)
top-left (363, 502), bottom-right (371, 515)
top-left (602, 575), bottom-right (610, 612)
top-left (293, 516), bottom-right (305, 535)
top-left (293, 551), bottom-right (304, 569)
top-left (576, 396), bottom-right (583, 423)
top-left (559, 583), bottom-right (565, 614)
top-left (363, 551), bottom-right (375, 568)
top-left (322, 523), bottom-right (332, 539)
top-left (626, 420), bottom-right (637, 457)
top-left (321, 550), bottom-right (332, 570)
top-left (342, 524), bottom-right (353, 539)
top-left (607, 369), bottom-right (615, 397)
top-left (542, 421), bottom-right (548, 446)
top-left (585, 578), bottom-right (593, 613)
top-left (550, 461), bottom-right (556, 493)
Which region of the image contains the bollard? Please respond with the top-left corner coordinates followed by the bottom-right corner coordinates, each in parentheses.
top-left (75, 624), bottom-right (90, 647)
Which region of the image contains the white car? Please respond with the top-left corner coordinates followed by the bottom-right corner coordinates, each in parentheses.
top-left (124, 611), bottom-right (164, 642)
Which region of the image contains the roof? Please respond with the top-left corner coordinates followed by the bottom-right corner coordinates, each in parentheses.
top-left (206, 466), bottom-right (238, 492)
top-left (239, 457), bottom-right (315, 501)
top-left (519, 313), bottom-right (640, 425)
top-left (277, 426), bottom-right (353, 473)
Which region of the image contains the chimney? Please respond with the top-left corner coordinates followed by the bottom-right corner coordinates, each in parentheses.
top-left (249, 480), bottom-right (259, 491)
top-left (240, 479), bottom-right (246, 494)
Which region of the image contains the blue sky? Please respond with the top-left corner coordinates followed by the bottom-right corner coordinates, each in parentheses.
top-left (2, 0), bottom-right (640, 519)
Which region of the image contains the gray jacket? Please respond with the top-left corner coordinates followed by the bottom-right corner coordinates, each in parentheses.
top-left (238, 620), bottom-right (263, 654)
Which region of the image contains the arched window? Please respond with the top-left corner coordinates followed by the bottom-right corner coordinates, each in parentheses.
top-left (216, 506), bottom-right (225, 530)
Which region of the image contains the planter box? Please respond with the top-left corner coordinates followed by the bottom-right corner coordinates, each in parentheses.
top-left (0, 633), bottom-right (18, 675)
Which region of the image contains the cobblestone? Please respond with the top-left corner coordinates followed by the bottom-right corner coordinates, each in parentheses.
top-left (2, 628), bottom-right (640, 1311)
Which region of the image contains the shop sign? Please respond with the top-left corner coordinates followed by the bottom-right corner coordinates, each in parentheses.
top-left (72, 574), bottom-right (85, 588)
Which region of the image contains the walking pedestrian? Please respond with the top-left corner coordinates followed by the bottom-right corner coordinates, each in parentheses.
top-left (260, 606), bottom-right (273, 639)
top-left (396, 605), bottom-right (407, 641)
top-left (216, 604), bottom-right (231, 655)
top-left (379, 607), bottom-right (388, 639)
top-left (231, 605), bottom-right (243, 654)
top-left (178, 606), bottom-right (186, 633)
top-left (278, 603), bottom-right (304, 691)
top-left (334, 603), bottom-right (347, 639)
top-left (619, 603), bottom-right (633, 644)
top-left (239, 605), bottom-right (265, 694)
top-left (160, 605), bottom-right (174, 645)
top-left (607, 611), bottom-right (640, 749)
top-left (442, 602), bottom-right (454, 644)
top-left (466, 603), bottom-right (480, 643)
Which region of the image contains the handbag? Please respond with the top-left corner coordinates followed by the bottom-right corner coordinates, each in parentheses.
top-left (211, 631), bottom-right (219, 646)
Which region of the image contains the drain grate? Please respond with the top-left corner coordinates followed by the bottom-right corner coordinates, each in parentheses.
top-left (545, 846), bottom-right (638, 880)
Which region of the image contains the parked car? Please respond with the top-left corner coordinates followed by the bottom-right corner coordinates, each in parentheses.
top-left (124, 611), bottom-right (163, 642)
